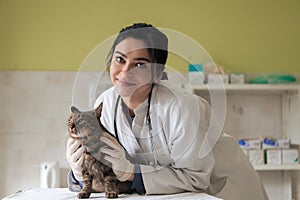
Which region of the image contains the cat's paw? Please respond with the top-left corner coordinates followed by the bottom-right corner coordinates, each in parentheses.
top-left (106, 191), bottom-right (118, 198)
top-left (78, 191), bottom-right (91, 199)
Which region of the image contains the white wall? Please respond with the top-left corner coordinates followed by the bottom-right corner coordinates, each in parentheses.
top-left (0, 71), bottom-right (300, 199)
top-left (0, 71), bottom-right (76, 198)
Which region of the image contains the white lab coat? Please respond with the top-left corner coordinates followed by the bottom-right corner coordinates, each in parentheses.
top-left (94, 82), bottom-right (268, 200)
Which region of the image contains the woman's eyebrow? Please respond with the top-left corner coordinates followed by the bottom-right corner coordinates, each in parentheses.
top-left (115, 51), bottom-right (151, 63)
top-left (115, 51), bottom-right (127, 57)
top-left (135, 57), bottom-right (151, 63)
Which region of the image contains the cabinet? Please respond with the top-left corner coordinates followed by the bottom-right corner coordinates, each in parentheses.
top-left (192, 84), bottom-right (300, 200)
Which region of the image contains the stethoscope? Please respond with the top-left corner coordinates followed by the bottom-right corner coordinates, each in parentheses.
top-left (113, 83), bottom-right (158, 166)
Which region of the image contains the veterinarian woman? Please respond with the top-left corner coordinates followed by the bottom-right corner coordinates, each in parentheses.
top-left (66, 23), bottom-right (268, 200)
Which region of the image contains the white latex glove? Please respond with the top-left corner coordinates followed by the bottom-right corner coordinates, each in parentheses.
top-left (66, 138), bottom-right (86, 181)
top-left (100, 132), bottom-right (134, 182)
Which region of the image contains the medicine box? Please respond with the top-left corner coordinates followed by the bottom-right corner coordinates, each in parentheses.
top-left (248, 150), bottom-right (264, 165)
top-left (262, 138), bottom-right (290, 149)
top-left (238, 139), bottom-right (261, 149)
top-left (207, 74), bottom-right (229, 84)
top-left (277, 139), bottom-right (290, 149)
top-left (188, 64), bottom-right (205, 84)
top-left (262, 138), bottom-right (278, 149)
top-left (282, 149), bottom-right (299, 164)
top-left (229, 73), bottom-right (245, 84)
top-left (266, 149), bottom-right (282, 165)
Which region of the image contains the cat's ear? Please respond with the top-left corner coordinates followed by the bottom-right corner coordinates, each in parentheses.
top-left (95, 102), bottom-right (103, 118)
top-left (71, 106), bottom-right (80, 113)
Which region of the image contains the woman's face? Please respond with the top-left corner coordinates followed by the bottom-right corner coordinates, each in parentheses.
top-left (110, 37), bottom-right (155, 98)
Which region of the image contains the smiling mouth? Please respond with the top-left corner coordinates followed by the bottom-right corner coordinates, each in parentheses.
top-left (117, 79), bottom-right (136, 87)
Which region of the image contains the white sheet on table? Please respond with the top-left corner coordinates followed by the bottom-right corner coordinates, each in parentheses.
top-left (3, 188), bottom-right (223, 200)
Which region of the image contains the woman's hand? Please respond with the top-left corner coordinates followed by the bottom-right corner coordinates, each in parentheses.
top-left (100, 132), bottom-right (134, 182)
top-left (66, 138), bottom-right (86, 181)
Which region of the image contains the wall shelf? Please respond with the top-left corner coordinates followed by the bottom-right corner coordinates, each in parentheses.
top-left (193, 83), bottom-right (300, 200)
top-left (191, 84), bottom-right (300, 95)
top-left (254, 164), bottom-right (300, 171)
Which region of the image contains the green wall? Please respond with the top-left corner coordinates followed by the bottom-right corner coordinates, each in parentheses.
top-left (0, 0), bottom-right (299, 73)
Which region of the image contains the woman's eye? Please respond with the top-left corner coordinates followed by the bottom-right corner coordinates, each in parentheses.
top-left (116, 56), bottom-right (125, 63)
top-left (136, 63), bottom-right (147, 68)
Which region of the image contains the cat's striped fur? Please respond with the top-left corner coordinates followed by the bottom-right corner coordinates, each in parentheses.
top-left (68, 102), bottom-right (132, 199)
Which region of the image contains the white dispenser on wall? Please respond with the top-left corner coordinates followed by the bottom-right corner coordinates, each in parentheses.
top-left (40, 161), bottom-right (60, 188)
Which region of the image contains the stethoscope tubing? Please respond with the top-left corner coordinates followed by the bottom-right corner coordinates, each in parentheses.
top-left (113, 83), bottom-right (158, 166)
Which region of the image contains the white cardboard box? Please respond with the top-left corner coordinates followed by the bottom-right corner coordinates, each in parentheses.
top-left (238, 139), bottom-right (261, 149)
top-left (248, 150), bottom-right (264, 165)
top-left (277, 139), bottom-right (290, 149)
top-left (188, 71), bottom-right (205, 84)
top-left (266, 149), bottom-right (282, 165)
top-left (282, 149), bottom-right (299, 164)
top-left (207, 74), bottom-right (229, 84)
top-left (262, 138), bottom-right (290, 149)
top-left (229, 73), bottom-right (245, 84)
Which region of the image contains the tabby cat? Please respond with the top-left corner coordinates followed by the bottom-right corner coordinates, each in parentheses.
top-left (68, 102), bottom-right (132, 199)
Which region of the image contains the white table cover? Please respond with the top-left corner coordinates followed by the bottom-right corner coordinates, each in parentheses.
top-left (3, 188), bottom-right (222, 200)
